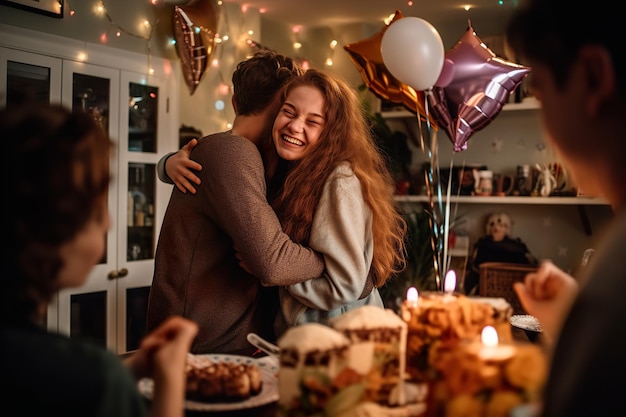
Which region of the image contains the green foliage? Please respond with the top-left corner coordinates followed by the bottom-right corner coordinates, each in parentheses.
top-left (380, 208), bottom-right (438, 310)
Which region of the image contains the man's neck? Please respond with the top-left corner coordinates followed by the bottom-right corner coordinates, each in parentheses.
top-left (231, 113), bottom-right (268, 148)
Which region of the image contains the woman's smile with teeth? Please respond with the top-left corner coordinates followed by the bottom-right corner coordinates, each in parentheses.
top-left (282, 135), bottom-right (304, 146)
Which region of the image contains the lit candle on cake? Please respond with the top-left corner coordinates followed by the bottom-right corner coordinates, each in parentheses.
top-left (406, 286), bottom-right (418, 308)
top-left (442, 270), bottom-right (457, 301)
top-left (429, 325), bottom-right (548, 417)
top-left (477, 325), bottom-right (515, 361)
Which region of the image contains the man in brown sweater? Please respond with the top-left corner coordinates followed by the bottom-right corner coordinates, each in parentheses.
top-left (146, 51), bottom-right (325, 355)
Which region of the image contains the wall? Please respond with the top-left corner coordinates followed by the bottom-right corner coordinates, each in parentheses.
top-left (176, 3), bottom-right (260, 136)
top-left (0, 0), bottom-right (177, 59)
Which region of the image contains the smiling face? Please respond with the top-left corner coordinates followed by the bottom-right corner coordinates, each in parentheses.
top-left (272, 85), bottom-right (326, 161)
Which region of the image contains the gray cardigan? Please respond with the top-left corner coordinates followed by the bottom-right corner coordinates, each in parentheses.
top-left (277, 162), bottom-right (383, 333)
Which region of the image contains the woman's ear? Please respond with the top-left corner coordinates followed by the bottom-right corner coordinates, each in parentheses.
top-left (578, 45), bottom-right (615, 116)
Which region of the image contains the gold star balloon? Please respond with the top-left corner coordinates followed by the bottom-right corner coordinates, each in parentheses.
top-left (344, 10), bottom-right (437, 129)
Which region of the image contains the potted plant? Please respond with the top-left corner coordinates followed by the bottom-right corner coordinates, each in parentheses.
top-left (379, 208), bottom-right (439, 311)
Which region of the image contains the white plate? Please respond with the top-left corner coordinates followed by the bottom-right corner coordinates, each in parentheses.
top-left (511, 314), bottom-right (542, 332)
top-left (138, 354), bottom-right (279, 411)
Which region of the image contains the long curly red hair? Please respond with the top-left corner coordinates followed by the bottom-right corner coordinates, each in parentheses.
top-left (267, 69), bottom-right (407, 287)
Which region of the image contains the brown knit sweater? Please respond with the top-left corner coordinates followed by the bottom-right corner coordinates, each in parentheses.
top-left (146, 132), bottom-right (324, 355)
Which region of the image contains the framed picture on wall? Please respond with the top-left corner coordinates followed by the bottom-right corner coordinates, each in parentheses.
top-left (0, 0), bottom-right (63, 18)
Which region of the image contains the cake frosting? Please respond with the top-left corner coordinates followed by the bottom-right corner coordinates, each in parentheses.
top-left (330, 305), bottom-right (406, 329)
top-left (278, 321), bottom-right (350, 353)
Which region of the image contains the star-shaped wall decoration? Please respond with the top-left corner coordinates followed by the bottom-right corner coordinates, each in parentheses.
top-left (492, 137), bottom-right (503, 153)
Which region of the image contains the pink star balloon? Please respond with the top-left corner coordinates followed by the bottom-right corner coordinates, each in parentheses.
top-left (428, 25), bottom-right (531, 152)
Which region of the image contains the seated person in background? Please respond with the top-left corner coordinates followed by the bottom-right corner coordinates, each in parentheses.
top-left (464, 212), bottom-right (538, 295)
top-left (0, 103), bottom-right (198, 417)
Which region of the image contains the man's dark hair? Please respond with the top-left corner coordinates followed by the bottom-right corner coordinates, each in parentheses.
top-left (506, 0), bottom-right (622, 92)
top-left (231, 50), bottom-right (304, 116)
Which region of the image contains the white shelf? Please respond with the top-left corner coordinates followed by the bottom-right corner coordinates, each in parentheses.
top-left (380, 98), bottom-right (540, 120)
top-left (380, 110), bottom-right (417, 119)
top-left (395, 195), bottom-right (609, 206)
top-left (503, 98), bottom-right (540, 111)
top-left (395, 194), bottom-right (609, 236)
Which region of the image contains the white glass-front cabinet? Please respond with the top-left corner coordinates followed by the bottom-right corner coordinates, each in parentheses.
top-left (1, 25), bottom-right (178, 354)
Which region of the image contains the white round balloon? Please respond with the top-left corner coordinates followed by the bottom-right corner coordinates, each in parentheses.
top-left (381, 17), bottom-right (445, 91)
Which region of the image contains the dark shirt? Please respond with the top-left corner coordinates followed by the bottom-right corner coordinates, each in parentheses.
top-left (539, 209), bottom-right (626, 416)
top-left (464, 235), bottom-right (537, 294)
top-left (0, 320), bottom-right (148, 417)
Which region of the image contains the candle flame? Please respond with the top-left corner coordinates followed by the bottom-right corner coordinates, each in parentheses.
top-left (406, 287), bottom-right (418, 305)
top-left (481, 325), bottom-right (499, 347)
top-left (444, 270), bottom-right (456, 293)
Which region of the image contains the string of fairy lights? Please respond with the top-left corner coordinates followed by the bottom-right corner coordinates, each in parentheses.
top-left (60, 0), bottom-right (339, 128)
top-left (53, 0), bottom-right (515, 129)
top-left (58, 0), bottom-right (525, 127)
top-left (62, 1), bottom-right (341, 75)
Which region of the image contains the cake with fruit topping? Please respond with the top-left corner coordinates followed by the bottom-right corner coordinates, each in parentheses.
top-left (277, 323), bottom-right (358, 416)
top-left (328, 305), bottom-right (407, 406)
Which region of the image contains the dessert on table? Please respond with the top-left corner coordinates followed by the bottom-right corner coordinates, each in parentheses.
top-left (185, 353), bottom-right (264, 402)
top-left (177, 297), bottom-right (545, 417)
top-left (400, 292), bottom-right (513, 384)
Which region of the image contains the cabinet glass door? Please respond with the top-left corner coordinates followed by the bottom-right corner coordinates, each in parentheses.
top-left (57, 61), bottom-right (120, 350)
top-left (118, 71), bottom-right (170, 352)
top-left (0, 47), bottom-right (62, 108)
top-left (128, 82), bottom-right (158, 153)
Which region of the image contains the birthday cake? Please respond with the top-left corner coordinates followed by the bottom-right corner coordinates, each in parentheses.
top-left (400, 292), bottom-right (513, 383)
top-left (428, 334), bottom-right (547, 417)
top-left (276, 323), bottom-right (357, 416)
top-left (328, 305), bottom-right (408, 406)
top-left (277, 307), bottom-right (424, 416)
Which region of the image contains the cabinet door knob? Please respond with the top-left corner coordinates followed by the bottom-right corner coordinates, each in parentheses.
top-left (108, 268), bottom-right (129, 280)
